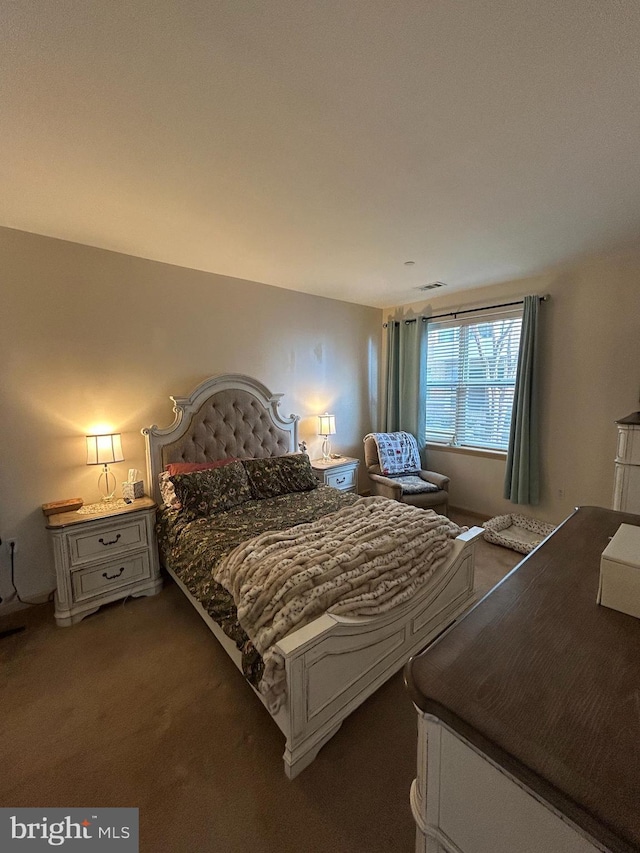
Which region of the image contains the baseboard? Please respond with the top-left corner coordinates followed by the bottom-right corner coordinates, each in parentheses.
top-left (449, 505), bottom-right (491, 522)
top-left (0, 590), bottom-right (52, 617)
top-left (358, 495), bottom-right (487, 518)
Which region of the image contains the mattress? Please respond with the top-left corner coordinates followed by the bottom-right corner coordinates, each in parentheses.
top-left (156, 485), bottom-right (358, 685)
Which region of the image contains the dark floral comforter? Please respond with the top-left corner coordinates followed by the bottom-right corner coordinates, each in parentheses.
top-left (156, 485), bottom-right (358, 687)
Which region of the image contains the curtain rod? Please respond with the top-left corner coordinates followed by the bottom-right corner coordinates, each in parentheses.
top-left (384, 294), bottom-right (548, 326)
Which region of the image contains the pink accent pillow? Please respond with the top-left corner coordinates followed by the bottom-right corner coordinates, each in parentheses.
top-left (165, 458), bottom-right (237, 476)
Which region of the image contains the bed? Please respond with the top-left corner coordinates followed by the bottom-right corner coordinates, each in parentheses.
top-left (143, 373), bottom-right (483, 778)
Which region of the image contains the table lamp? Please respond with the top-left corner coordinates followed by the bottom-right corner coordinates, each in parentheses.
top-left (318, 414), bottom-right (336, 461)
top-left (86, 433), bottom-right (124, 500)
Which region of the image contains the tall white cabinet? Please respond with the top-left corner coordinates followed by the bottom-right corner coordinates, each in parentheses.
top-left (613, 413), bottom-right (640, 513)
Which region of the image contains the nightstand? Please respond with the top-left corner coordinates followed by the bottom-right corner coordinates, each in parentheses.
top-left (311, 456), bottom-right (360, 493)
top-left (46, 496), bottom-right (162, 627)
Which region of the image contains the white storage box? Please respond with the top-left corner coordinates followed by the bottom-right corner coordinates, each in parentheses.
top-left (597, 523), bottom-right (640, 618)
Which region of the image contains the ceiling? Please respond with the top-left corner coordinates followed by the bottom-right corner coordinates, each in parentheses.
top-left (2, 1), bottom-right (640, 308)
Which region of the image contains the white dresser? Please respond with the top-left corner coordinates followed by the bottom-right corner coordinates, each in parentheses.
top-left (613, 412), bottom-right (640, 513)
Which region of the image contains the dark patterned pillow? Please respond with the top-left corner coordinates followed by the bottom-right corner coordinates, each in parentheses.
top-left (243, 454), bottom-right (318, 500)
top-left (172, 461), bottom-right (252, 520)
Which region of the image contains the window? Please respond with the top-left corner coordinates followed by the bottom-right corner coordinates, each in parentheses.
top-left (425, 309), bottom-right (523, 451)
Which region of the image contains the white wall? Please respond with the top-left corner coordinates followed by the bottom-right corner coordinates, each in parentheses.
top-left (0, 227), bottom-right (381, 610)
top-left (4, 226), bottom-right (638, 612)
top-left (385, 250), bottom-right (640, 523)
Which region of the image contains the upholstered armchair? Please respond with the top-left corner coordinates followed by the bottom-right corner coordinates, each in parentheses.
top-left (363, 433), bottom-right (449, 515)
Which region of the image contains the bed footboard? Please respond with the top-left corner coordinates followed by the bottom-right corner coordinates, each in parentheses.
top-left (275, 526), bottom-right (484, 778)
top-left (165, 526), bottom-right (482, 778)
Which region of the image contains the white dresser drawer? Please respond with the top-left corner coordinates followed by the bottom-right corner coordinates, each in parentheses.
top-left (71, 552), bottom-right (152, 602)
top-left (67, 517), bottom-right (148, 566)
top-left (436, 727), bottom-right (598, 853)
top-left (311, 457), bottom-right (359, 493)
top-left (325, 468), bottom-right (356, 490)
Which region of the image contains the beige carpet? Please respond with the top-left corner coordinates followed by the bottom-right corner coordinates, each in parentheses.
top-left (0, 514), bottom-right (520, 853)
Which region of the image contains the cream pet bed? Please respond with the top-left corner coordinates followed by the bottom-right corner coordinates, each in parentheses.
top-left (483, 513), bottom-right (556, 554)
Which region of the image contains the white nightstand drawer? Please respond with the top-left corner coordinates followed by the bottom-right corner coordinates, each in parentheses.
top-left (311, 457), bottom-right (359, 493)
top-left (325, 468), bottom-right (356, 490)
top-left (67, 517), bottom-right (148, 566)
top-left (71, 552), bottom-right (152, 602)
top-left (47, 498), bottom-right (162, 626)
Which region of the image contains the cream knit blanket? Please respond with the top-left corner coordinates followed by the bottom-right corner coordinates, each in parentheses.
top-left (214, 497), bottom-right (463, 711)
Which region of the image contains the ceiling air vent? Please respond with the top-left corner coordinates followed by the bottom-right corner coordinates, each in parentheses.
top-left (415, 281), bottom-right (448, 291)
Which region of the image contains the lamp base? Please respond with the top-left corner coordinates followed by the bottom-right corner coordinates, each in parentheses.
top-left (98, 465), bottom-right (117, 501)
top-left (321, 436), bottom-right (331, 462)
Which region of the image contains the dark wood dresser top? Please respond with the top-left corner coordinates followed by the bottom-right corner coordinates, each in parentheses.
top-left (405, 505), bottom-right (640, 853)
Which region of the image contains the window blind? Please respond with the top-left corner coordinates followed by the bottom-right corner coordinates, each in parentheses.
top-left (425, 308), bottom-right (523, 451)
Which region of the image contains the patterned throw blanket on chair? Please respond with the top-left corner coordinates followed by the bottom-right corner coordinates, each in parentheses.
top-left (214, 497), bottom-right (463, 711)
top-left (365, 431), bottom-right (421, 475)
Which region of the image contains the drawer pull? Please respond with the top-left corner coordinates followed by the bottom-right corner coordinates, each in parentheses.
top-left (102, 567), bottom-right (125, 580)
top-left (98, 534), bottom-right (122, 547)
top-left (336, 477), bottom-right (345, 484)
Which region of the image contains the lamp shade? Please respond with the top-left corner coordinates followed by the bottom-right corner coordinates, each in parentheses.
top-left (86, 433), bottom-right (124, 466)
top-left (318, 414), bottom-right (336, 437)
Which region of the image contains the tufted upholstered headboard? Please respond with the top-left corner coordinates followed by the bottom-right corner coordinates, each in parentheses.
top-left (142, 374), bottom-right (300, 505)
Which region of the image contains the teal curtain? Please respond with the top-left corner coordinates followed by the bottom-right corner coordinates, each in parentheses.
top-left (383, 320), bottom-right (400, 431)
top-left (383, 318), bottom-right (428, 455)
top-left (504, 295), bottom-right (540, 504)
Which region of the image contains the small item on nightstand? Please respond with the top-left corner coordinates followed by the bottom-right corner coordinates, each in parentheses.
top-left (122, 481), bottom-right (144, 500)
top-left (122, 468), bottom-right (144, 501)
top-left (41, 498), bottom-right (84, 517)
top-left (330, 453), bottom-right (342, 459)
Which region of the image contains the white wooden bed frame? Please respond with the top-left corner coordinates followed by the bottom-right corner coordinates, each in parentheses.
top-left (143, 374), bottom-right (483, 778)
